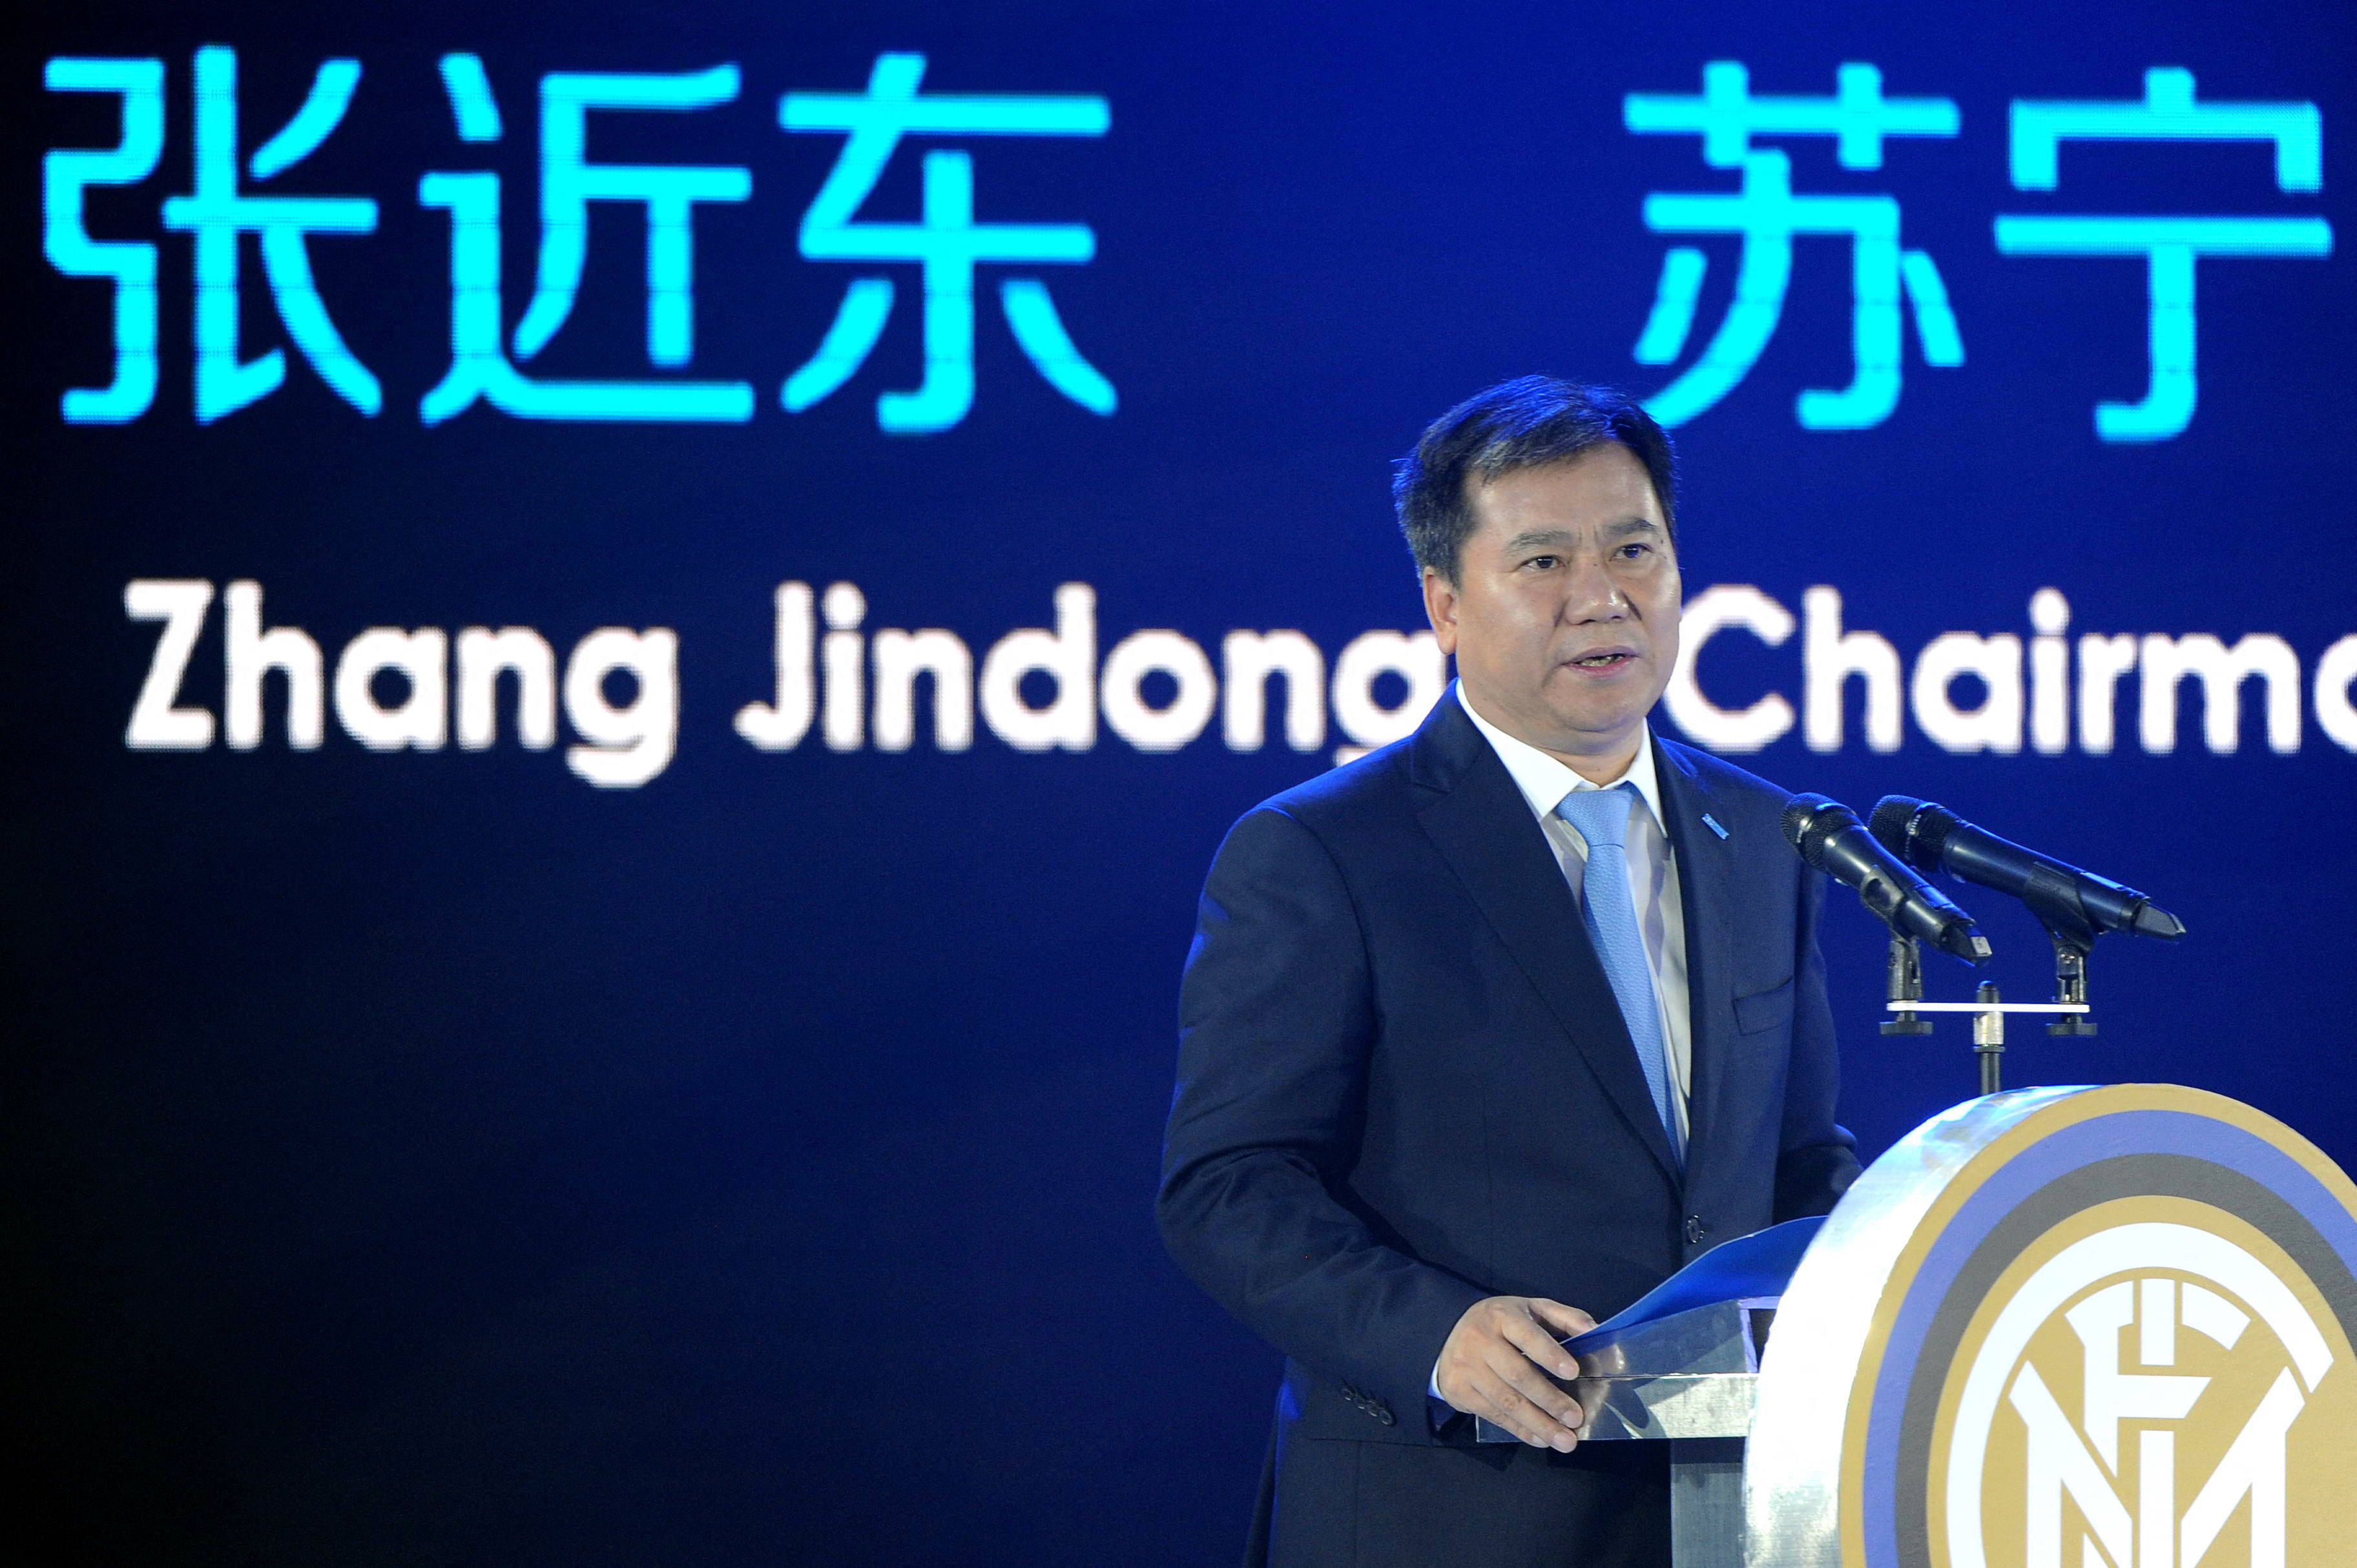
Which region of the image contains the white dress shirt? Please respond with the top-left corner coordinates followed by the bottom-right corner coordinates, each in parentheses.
top-left (1454, 685), bottom-right (1692, 1142)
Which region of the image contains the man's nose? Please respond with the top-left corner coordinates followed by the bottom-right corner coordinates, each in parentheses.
top-left (1559, 551), bottom-right (1628, 621)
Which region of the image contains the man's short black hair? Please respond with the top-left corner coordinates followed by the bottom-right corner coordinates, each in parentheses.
top-left (1393, 376), bottom-right (1679, 583)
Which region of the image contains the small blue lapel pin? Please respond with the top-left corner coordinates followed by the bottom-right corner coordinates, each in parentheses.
top-left (1700, 812), bottom-right (1729, 841)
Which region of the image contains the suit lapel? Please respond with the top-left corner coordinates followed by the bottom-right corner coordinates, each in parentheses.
top-left (1650, 735), bottom-right (1739, 1186)
top-left (1409, 696), bottom-right (1683, 1188)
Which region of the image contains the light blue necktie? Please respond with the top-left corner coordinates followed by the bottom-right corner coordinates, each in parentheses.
top-left (1553, 784), bottom-right (1684, 1168)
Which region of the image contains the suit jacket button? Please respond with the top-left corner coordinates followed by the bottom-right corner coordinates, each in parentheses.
top-left (1685, 1215), bottom-right (1709, 1246)
top-left (1372, 1402), bottom-right (1395, 1426)
top-left (1338, 1383), bottom-right (1360, 1404)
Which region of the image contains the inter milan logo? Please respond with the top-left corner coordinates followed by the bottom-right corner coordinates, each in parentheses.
top-left (1738, 1088), bottom-right (2357, 1568)
top-left (1935, 1208), bottom-right (2354, 1568)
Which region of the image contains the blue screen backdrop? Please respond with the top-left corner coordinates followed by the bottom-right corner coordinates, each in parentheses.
top-left (14, 1), bottom-right (2356, 1561)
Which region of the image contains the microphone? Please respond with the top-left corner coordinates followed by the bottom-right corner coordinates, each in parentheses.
top-left (1781, 794), bottom-right (1993, 964)
top-left (1867, 798), bottom-right (2186, 945)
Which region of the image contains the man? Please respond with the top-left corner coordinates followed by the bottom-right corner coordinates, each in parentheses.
top-left (1158, 377), bottom-right (1860, 1567)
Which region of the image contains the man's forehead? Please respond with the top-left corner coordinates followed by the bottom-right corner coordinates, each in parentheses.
top-left (1461, 448), bottom-right (1665, 532)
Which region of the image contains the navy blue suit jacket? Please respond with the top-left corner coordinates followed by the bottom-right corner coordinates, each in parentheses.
top-left (1158, 690), bottom-right (1858, 1447)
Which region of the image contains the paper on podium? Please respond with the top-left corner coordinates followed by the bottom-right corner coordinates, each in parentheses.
top-left (1567, 1213), bottom-right (1825, 1346)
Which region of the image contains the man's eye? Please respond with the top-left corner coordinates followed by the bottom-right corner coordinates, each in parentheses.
top-left (1616, 542), bottom-right (1653, 559)
top-left (1522, 555), bottom-right (1559, 570)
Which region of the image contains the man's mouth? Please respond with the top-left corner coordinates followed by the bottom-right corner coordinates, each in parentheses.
top-left (1566, 650), bottom-right (1637, 670)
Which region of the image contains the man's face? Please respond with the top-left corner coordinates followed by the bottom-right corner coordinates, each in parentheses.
top-left (1422, 444), bottom-right (1681, 774)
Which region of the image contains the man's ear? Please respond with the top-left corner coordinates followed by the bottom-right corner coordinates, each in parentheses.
top-left (1422, 566), bottom-right (1460, 656)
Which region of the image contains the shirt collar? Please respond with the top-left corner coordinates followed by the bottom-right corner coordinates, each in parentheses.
top-left (1455, 683), bottom-right (1666, 832)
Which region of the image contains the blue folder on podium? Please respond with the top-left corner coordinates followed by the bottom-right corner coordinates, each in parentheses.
top-left (1472, 1213), bottom-right (1823, 1445)
top-left (1468, 1215), bottom-right (1828, 1567)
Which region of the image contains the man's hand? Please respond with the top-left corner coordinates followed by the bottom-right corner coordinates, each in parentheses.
top-left (1434, 1295), bottom-right (1595, 1450)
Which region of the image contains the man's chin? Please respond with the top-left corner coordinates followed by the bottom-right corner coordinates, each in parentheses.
top-left (1463, 683), bottom-right (1651, 752)
top-left (1522, 711), bottom-right (1650, 767)
top-left (1535, 683), bottom-right (1659, 737)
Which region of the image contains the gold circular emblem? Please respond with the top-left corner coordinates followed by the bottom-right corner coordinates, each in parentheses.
top-left (1928, 1195), bottom-right (2357, 1568)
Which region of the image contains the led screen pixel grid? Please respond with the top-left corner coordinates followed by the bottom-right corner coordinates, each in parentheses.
top-left (12, 1), bottom-right (2357, 1562)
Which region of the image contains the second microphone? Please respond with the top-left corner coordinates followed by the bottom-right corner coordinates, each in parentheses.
top-left (1781, 793), bottom-right (1993, 964)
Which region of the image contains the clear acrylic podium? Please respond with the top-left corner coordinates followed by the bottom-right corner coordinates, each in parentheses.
top-left (1473, 1220), bottom-right (1809, 1568)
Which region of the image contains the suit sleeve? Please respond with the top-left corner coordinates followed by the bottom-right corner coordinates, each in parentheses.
top-left (1774, 860), bottom-right (1865, 1220)
top-left (1157, 804), bottom-right (1488, 1425)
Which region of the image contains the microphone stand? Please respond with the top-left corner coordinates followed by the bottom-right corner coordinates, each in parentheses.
top-left (1879, 979), bottom-right (2087, 1094)
top-left (1973, 982), bottom-right (2005, 1095)
top-left (1876, 901), bottom-right (2099, 1090)
top-left (1863, 805), bottom-right (2183, 1089)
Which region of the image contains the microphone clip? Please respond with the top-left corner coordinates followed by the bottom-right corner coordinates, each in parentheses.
top-left (2019, 861), bottom-right (2102, 1037)
top-left (1880, 933), bottom-right (1932, 1037)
